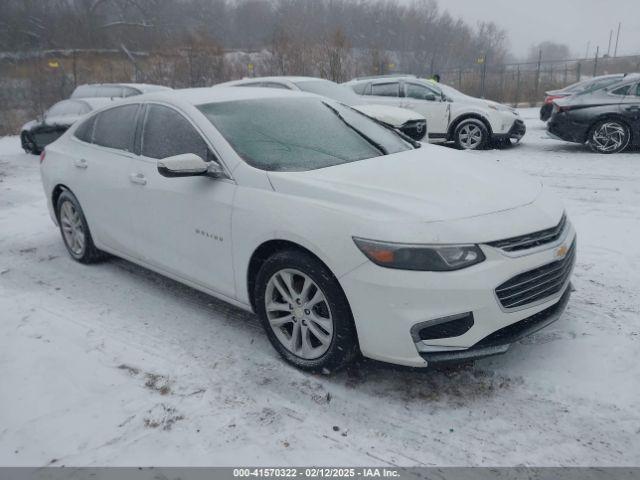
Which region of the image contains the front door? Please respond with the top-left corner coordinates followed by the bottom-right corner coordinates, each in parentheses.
top-left (128, 103), bottom-right (236, 298)
top-left (401, 82), bottom-right (450, 140)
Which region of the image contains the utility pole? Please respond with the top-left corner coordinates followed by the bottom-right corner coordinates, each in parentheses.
top-left (607, 29), bottom-right (613, 56)
top-left (614, 22), bottom-right (621, 57)
top-left (593, 46), bottom-right (599, 76)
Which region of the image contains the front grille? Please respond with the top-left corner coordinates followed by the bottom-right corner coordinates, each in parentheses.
top-left (495, 240), bottom-right (576, 310)
top-left (488, 214), bottom-right (567, 252)
top-left (400, 119), bottom-right (427, 141)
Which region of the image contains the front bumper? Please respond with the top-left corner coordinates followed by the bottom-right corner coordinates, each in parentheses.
top-left (493, 118), bottom-right (526, 142)
top-left (340, 223), bottom-right (576, 367)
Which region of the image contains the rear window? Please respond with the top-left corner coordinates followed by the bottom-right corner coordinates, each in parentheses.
top-left (72, 85), bottom-right (124, 98)
top-left (92, 104), bottom-right (139, 152)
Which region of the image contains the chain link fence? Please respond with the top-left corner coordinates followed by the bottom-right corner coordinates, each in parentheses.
top-left (439, 54), bottom-right (640, 106)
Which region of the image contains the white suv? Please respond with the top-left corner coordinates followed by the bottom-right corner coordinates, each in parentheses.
top-left (344, 76), bottom-right (526, 149)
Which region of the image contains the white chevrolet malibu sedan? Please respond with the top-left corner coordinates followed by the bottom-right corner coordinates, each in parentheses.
top-left (40, 87), bottom-right (576, 371)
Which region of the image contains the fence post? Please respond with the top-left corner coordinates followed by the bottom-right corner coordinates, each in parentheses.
top-left (593, 46), bottom-right (599, 76)
top-left (576, 62), bottom-right (581, 81)
top-left (458, 67), bottom-right (462, 89)
top-left (514, 65), bottom-right (521, 108)
top-left (534, 49), bottom-right (542, 98)
top-left (479, 54), bottom-right (487, 98)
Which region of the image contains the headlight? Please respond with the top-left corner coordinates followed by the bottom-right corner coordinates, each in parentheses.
top-left (353, 238), bottom-right (486, 271)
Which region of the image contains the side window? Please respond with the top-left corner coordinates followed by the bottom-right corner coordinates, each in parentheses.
top-left (92, 104), bottom-right (139, 152)
top-left (635, 84), bottom-right (640, 97)
top-left (406, 83), bottom-right (439, 101)
top-left (611, 85), bottom-right (631, 96)
top-left (74, 115), bottom-right (97, 143)
top-left (141, 104), bottom-right (209, 160)
top-left (371, 82), bottom-right (400, 97)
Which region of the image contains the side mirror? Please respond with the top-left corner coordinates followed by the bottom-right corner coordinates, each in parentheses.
top-left (158, 153), bottom-right (208, 177)
top-left (157, 153), bottom-right (226, 179)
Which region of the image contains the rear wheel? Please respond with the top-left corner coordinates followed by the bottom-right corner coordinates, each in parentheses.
top-left (453, 119), bottom-right (489, 150)
top-left (254, 249), bottom-right (358, 372)
top-left (56, 190), bottom-right (106, 263)
top-left (588, 119), bottom-right (630, 154)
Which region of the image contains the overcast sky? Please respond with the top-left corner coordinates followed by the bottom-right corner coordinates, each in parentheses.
top-left (429, 0), bottom-right (640, 59)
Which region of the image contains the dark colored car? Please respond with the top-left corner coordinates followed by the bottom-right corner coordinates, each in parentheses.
top-left (539, 74), bottom-right (628, 121)
top-left (20, 98), bottom-right (113, 154)
top-left (547, 75), bottom-right (640, 153)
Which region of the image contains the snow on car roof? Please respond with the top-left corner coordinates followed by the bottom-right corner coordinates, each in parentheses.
top-left (138, 86), bottom-right (318, 106)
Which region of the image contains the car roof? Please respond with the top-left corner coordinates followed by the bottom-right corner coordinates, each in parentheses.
top-left (76, 97), bottom-right (118, 109)
top-left (74, 83), bottom-right (171, 92)
top-left (137, 86), bottom-right (319, 105)
top-left (219, 76), bottom-right (328, 86)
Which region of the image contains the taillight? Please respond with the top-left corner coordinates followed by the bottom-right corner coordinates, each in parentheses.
top-left (39, 151), bottom-right (46, 164)
top-left (545, 95), bottom-right (563, 104)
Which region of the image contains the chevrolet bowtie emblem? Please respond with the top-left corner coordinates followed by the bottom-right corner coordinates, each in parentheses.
top-left (555, 245), bottom-right (569, 258)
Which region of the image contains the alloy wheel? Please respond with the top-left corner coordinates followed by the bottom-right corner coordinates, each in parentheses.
top-left (264, 268), bottom-right (334, 360)
top-left (591, 122), bottom-right (627, 153)
top-left (60, 200), bottom-right (86, 256)
top-left (458, 124), bottom-right (484, 149)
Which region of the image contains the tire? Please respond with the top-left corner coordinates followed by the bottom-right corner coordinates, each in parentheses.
top-left (21, 132), bottom-right (40, 155)
top-left (453, 119), bottom-right (489, 150)
top-left (56, 190), bottom-right (106, 264)
top-left (254, 249), bottom-right (359, 372)
top-left (587, 119), bottom-right (631, 154)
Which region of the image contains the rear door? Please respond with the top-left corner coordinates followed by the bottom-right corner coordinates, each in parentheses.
top-left (128, 103), bottom-right (236, 298)
top-left (68, 104), bottom-right (141, 255)
top-left (364, 81), bottom-right (404, 109)
top-left (401, 81), bottom-right (450, 139)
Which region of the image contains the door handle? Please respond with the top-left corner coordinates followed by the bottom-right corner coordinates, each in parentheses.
top-left (74, 158), bottom-right (88, 169)
top-left (129, 172), bottom-right (147, 185)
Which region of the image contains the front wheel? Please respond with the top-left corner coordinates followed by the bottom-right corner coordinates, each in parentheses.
top-left (588, 120), bottom-right (631, 154)
top-left (254, 250), bottom-right (359, 372)
top-left (453, 119), bottom-right (489, 150)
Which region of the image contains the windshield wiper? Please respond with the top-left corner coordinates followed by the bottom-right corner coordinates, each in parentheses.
top-left (323, 102), bottom-right (388, 155)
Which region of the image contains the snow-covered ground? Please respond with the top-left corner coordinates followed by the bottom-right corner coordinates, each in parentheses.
top-left (1, 110), bottom-right (639, 467)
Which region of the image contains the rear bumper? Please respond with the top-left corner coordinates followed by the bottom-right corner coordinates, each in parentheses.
top-left (547, 113), bottom-right (589, 144)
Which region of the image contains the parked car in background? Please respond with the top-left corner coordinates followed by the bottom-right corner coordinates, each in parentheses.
top-left (71, 83), bottom-right (171, 99)
top-left (539, 74), bottom-right (628, 121)
top-left (20, 98), bottom-right (114, 154)
top-left (216, 76), bottom-right (428, 141)
top-left (547, 74), bottom-right (640, 153)
top-left (344, 75), bottom-right (525, 150)
top-left (40, 87), bottom-right (574, 371)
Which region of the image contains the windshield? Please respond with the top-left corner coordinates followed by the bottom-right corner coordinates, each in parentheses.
top-left (293, 80), bottom-right (362, 105)
top-left (46, 100), bottom-right (90, 118)
top-left (198, 97), bottom-right (412, 172)
top-left (436, 83), bottom-right (469, 101)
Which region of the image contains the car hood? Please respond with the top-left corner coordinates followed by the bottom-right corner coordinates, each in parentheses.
top-left (267, 144), bottom-right (542, 223)
top-left (353, 104), bottom-right (425, 127)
